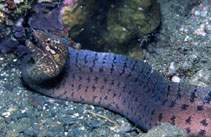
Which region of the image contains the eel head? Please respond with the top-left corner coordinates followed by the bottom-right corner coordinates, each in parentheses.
top-left (21, 30), bottom-right (69, 87)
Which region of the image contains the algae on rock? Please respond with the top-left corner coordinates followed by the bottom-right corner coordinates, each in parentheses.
top-left (61, 0), bottom-right (96, 37)
top-left (61, 0), bottom-right (161, 55)
top-left (104, 0), bottom-right (161, 48)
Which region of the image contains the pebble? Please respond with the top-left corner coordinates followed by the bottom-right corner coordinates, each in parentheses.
top-left (169, 62), bottom-right (175, 70)
top-left (194, 24), bottom-right (206, 36)
top-left (194, 10), bottom-right (200, 16)
top-left (201, 11), bottom-right (208, 17)
top-left (184, 36), bottom-right (191, 42)
top-left (171, 75), bottom-right (181, 83)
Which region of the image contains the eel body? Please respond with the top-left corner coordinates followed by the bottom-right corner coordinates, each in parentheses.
top-left (21, 30), bottom-right (211, 136)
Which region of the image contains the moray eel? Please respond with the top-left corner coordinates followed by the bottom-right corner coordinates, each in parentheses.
top-left (21, 30), bottom-right (211, 136)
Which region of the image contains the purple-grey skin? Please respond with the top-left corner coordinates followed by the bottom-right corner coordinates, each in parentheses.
top-left (21, 30), bottom-right (211, 136)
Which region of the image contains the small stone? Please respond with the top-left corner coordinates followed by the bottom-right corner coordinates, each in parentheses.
top-left (0, 57), bottom-right (4, 61)
top-left (169, 62), bottom-right (175, 70)
top-left (201, 11), bottom-right (207, 17)
top-left (171, 76), bottom-right (181, 83)
top-left (2, 111), bottom-right (11, 117)
top-left (71, 113), bottom-right (79, 118)
top-left (184, 36), bottom-right (191, 42)
top-left (64, 132), bottom-right (68, 136)
top-left (13, 58), bottom-right (17, 62)
top-left (194, 10), bottom-right (200, 16)
top-left (194, 24), bottom-right (206, 36)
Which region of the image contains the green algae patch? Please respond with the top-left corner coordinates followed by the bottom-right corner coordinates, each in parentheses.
top-left (104, 0), bottom-right (161, 48)
top-left (60, 0), bottom-right (161, 55)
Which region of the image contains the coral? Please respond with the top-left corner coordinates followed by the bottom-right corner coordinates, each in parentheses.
top-left (60, 0), bottom-right (160, 55)
top-left (12, 24), bottom-right (25, 38)
top-left (28, 2), bottom-right (63, 32)
top-left (61, 0), bottom-right (96, 37)
top-left (0, 0), bottom-right (33, 26)
top-left (103, 0), bottom-right (161, 48)
top-left (6, 0), bottom-right (16, 9)
top-left (0, 38), bottom-right (29, 56)
top-left (0, 0), bottom-right (161, 57)
top-left (0, 39), bottom-right (18, 53)
top-left (61, 5), bottom-right (85, 28)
